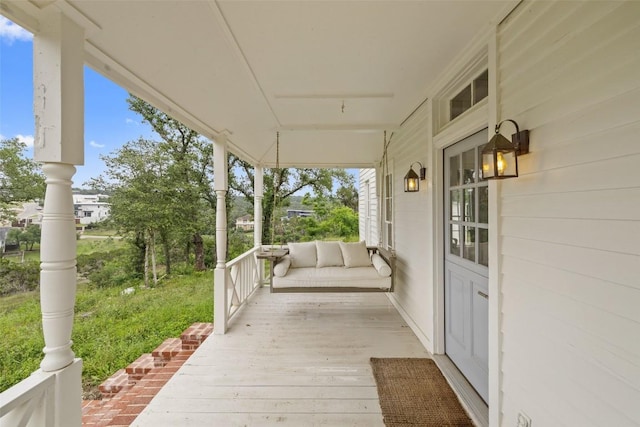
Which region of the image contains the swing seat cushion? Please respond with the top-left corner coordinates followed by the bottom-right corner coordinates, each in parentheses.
top-left (272, 265), bottom-right (391, 290)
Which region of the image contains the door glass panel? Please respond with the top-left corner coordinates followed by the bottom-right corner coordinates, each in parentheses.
top-left (479, 186), bottom-right (488, 224)
top-left (449, 155), bottom-right (460, 187)
top-left (479, 228), bottom-right (489, 266)
top-left (477, 146), bottom-right (487, 182)
top-left (450, 190), bottom-right (461, 221)
top-left (462, 149), bottom-right (476, 184)
top-left (463, 226), bottom-right (476, 262)
top-left (450, 224), bottom-right (461, 256)
top-left (464, 188), bottom-right (475, 222)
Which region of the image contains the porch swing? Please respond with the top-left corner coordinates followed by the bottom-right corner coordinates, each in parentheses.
top-left (261, 132), bottom-right (396, 294)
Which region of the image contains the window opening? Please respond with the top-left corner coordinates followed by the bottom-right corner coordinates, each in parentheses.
top-left (449, 69), bottom-right (488, 121)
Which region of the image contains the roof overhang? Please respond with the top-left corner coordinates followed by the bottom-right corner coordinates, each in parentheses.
top-left (2, 0), bottom-right (514, 168)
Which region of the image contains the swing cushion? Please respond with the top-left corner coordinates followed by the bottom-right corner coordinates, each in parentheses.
top-left (316, 241), bottom-right (344, 267)
top-left (271, 245), bottom-right (394, 291)
top-left (273, 255), bottom-right (291, 277)
top-left (288, 241), bottom-right (317, 268)
top-left (371, 253), bottom-right (392, 277)
top-left (339, 241), bottom-right (372, 268)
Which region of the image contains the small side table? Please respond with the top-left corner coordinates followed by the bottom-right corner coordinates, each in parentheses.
top-left (256, 249), bottom-right (288, 291)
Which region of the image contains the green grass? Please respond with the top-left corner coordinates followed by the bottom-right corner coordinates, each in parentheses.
top-left (4, 237), bottom-right (124, 264)
top-left (0, 272), bottom-right (213, 394)
top-left (76, 237), bottom-right (126, 255)
top-left (81, 228), bottom-right (119, 237)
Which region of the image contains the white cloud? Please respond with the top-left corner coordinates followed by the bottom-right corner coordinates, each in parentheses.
top-left (0, 134), bottom-right (5, 141)
top-left (16, 134), bottom-right (34, 147)
top-left (0, 17), bottom-right (33, 45)
top-left (125, 118), bottom-right (139, 126)
top-left (89, 140), bottom-right (105, 148)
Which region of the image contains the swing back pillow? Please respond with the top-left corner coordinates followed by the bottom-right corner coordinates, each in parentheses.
top-left (339, 241), bottom-right (373, 268)
top-left (316, 241), bottom-right (344, 267)
top-left (288, 242), bottom-right (317, 268)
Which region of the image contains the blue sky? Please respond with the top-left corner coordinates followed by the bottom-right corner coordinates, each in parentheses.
top-left (0, 16), bottom-right (155, 188)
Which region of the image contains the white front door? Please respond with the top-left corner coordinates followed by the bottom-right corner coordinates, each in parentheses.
top-left (444, 129), bottom-right (489, 402)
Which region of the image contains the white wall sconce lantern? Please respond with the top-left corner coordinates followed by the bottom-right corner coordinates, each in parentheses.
top-left (481, 119), bottom-right (530, 179)
top-left (404, 162), bottom-right (426, 192)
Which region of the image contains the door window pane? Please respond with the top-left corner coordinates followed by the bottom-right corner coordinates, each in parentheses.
top-left (464, 188), bottom-right (475, 222)
top-left (450, 190), bottom-right (461, 221)
top-left (462, 149), bottom-right (476, 184)
top-left (463, 226), bottom-right (476, 262)
top-left (449, 155), bottom-right (460, 187)
top-left (479, 186), bottom-right (488, 224)
top-left (450, 224), bottom-right (461, 256)
top-left (479, 228), bottom-right (489, 266)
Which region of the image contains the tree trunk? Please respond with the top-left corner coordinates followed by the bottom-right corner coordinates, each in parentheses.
top-left (144, 239), bottom-right (149, 288)
top-left (262, 202), bottom-right (273, 245)
top-left (162, 233), bottom-right (171, 276)
top-left (151, 231), bottom-right (158, 286)
top-left (193, 232), bottom-right (205, 271)
top-left (133, 232), bottom-right (146, 277)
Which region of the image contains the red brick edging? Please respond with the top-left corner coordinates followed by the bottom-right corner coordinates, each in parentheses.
top-left (82, 323), bottom-right (213, 427)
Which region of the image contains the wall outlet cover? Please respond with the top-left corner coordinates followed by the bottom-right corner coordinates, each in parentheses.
top-left (517, 412), bottom-right (532, 427)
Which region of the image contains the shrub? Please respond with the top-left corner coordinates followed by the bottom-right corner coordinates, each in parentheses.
top-left (0, 259), bottom-right (40, 296)
top-left (77, 247), bottom-right (139, 288)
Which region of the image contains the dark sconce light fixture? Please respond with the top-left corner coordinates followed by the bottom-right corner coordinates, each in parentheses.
top-left (481, 119), bottom-right (530, 179)
top-left (404, 162), bottom-right (426, 192)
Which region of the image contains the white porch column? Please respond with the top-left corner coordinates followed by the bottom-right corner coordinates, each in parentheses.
top-left (253, 166), bottom-right (264, 285)
top-left (213, 134), bottom-right (228, 334)
top-left (253, 166), bottom-right (263, 247)
top-left (33, 9), bottom-right (84, 427)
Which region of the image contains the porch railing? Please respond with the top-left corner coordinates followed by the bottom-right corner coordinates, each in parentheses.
top-left (0, 370), bottom-right (55, 427)
top-left (225, 246), bottom-right (262, 321)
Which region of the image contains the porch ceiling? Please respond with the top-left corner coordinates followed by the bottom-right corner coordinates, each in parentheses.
top-left (4, 0), bottom-right (509, 167)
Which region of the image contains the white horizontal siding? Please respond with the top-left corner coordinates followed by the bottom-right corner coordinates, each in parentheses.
top-left (384, 100), bottom-right (434, 350)
top-left (497, 1), bottom-right (640, 426)
top-left (358, 168), bottom-right (378, 246)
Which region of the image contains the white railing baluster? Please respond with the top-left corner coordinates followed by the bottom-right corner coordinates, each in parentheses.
top-left (0, 372), bottom-right (55, 427)
top-left (224, 247), bottom-right (260, 322)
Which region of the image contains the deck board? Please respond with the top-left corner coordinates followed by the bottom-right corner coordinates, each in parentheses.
top-left (132, 288), bottom-right (430, 426)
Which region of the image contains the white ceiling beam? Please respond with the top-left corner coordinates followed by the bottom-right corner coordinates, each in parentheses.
top-left (274, 93), bottom-right (394, 100)
top-left (278, 124), bottom-right (399, 133)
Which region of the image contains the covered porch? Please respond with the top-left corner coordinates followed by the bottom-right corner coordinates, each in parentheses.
top-left (1, 1), bottom-right (639, 426)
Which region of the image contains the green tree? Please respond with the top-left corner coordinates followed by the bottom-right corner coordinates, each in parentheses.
top-left (126, 96), bottom-right (216, 271)
top-left (334, 174), bottom-right (358, 211)
top-left (230, 157), bottom-right (353, 244)
top-left (321, 206), bottom-right (359, 238)
top-left (21, 225), bottom-right (41, 251)
top-left (0, 138), bottom-right (45, 221)
top-left (89, 138), bottom-right (202, 284)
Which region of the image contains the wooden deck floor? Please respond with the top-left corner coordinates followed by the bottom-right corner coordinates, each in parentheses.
top-left (132, 287), bottom-right (430, 426)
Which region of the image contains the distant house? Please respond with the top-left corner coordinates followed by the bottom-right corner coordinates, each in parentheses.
top-left (235, 215), bottom-right (254, 231)
top-left (286, 209), bottom-right (314, 219)
top-left (13, 202), bottom-right (43, 227)
top-left (73, 194), bottom-right (110, 225)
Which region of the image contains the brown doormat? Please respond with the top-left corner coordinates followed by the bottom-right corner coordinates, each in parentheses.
top-left (370, 358), bottom-right (474, 427)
